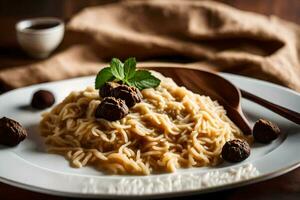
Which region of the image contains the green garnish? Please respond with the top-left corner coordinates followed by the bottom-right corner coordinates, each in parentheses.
top-left (95, 67), bottom-right (114, 89)
top-left (110, 58), bottom-right (124, 80)
top-left (95, 57), bottom-right (161, 90)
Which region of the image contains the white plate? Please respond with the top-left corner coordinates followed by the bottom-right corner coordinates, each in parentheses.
top-left (0, 73), bottom-right (299, 199)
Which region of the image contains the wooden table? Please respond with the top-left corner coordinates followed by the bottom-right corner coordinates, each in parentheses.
top-left (0, 0), bottom-right (300, 199)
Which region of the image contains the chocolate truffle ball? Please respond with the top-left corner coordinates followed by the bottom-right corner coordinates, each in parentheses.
top-left (95, 97), bottom-right (129, 121)
top-left (99, 82), bottom-right (119, 98)
top-left (112, 85), bottom-right (142, 108)
top-left (221, 139), bottom-right (251, 163)
top-left (253, 119), bottom-right (280, 143)
top-left (0, 117), bottom-right (27, 146)
top-left (31, 90), bottom-right (55, 110)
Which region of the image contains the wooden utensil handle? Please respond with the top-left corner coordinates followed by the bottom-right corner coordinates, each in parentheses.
top-left (240, 89), bottom-right (300, 125)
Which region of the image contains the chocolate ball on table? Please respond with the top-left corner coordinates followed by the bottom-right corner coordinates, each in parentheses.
top-left (31, 90), bottom-right (55, 109)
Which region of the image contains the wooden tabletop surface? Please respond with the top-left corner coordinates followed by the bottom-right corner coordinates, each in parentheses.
top-left (0, 0), bottom-right (300, 199)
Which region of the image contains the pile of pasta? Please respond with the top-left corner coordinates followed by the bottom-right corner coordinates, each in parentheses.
top-left (40, 71), bottom-right (250, 175)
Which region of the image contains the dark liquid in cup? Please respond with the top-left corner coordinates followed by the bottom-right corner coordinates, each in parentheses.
top-left (26, 22), bottom-right (60, 30)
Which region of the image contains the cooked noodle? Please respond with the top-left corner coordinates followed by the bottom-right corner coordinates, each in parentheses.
top-left (40, 71), bottom-right (251, 175)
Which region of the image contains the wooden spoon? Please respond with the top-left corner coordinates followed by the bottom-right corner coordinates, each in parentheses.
top-left (144, 66), bottom-right (300, 135)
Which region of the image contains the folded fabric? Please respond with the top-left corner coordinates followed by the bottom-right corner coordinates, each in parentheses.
top-left (1, 0), bottom-right (300, 92)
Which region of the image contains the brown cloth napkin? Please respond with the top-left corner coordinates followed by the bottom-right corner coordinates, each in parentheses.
top-left (1, 0), bottom-right (300, 92)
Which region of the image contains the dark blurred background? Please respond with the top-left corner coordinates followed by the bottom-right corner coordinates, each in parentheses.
top-left (1, 0), bottom-right (300, 49)
top-left (0, 0), bottom-right (299, 70)
top-left (1, 0), bottom-right (300, 69)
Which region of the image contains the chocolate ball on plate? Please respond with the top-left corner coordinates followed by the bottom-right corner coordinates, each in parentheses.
top-left (0, 117), bottom-right (27, 146)
top-left (221, 139), bottom-right (250, 163)
top-left (253, 119), bottom-right (280, 143)
top-left (31, 90), bottom-right (55, 109)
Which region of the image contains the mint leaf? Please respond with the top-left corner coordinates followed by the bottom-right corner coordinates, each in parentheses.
top-left (95, 67), bottom-right (114, 89)
top-left (110, 58), bottom-right (124, 80)
top-left (124, 57), bottom-right (136, 80)
top-left (134, 78), bottom-right (161, 90)
top-left (131, 70), bottom-right (151, 81)
top-left (129, 70), bottom-right (161, 90)
top-left (95, 57), bottom-right (161, 91)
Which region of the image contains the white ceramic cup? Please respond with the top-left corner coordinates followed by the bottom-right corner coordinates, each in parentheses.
top-left (16, 17), bottom-right (65, 59)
